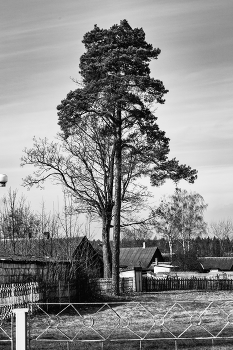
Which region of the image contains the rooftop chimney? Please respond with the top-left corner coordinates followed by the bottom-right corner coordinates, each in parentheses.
top-left (43, 231), bottom-right (50, 239)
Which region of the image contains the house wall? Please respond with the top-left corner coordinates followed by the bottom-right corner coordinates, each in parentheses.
top-left (0, 259), bottom-right (72, 284)
top-left (154, 265), bottom-right (172, 273)
top-left (155, 250), bottom-right (164, 262)
top-left (0, 260), bottom-right (44, 283)
top-left (120, 270), bottom-right (134, 278)
top-left (120, 268), bottom-right (142, 292)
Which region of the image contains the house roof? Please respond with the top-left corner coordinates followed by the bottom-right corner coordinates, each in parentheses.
top-left (120, 247), bottom-right (162, 269)
top-left (198, 257), bottom-right (233, 271)
top-left (0, 236), bottom-right (88, 260)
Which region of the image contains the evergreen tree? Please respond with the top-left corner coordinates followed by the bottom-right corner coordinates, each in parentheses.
top-left (57, 20), bottom-right (197, 294)
top-left (23, 20), bottom-right (197, 294)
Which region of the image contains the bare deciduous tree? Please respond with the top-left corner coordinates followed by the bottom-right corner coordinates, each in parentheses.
top-left (152, 189), bottom-right (208, 257)
top-left (209, 220), bottom-right (233, 240)
top-left (0, 188), bottom-right (40, 242)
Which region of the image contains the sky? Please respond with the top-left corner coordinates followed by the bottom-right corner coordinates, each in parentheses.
top-left (1, 0), bottom-right (233, 237)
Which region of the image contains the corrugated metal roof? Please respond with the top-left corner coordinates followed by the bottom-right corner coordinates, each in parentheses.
top-left (198, 257), bottom-right (233, 271)
top-left (120, 247), bottom-right (162, 269)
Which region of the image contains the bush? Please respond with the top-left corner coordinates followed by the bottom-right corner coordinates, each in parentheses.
top-left (172, 251), bottom-right (202, 272)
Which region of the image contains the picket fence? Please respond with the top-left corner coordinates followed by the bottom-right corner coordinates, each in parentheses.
top-left (0, 282), bottom-right (41, 306)
top-left (0, 282), bottom-right (41, 319)
top-left (143, 276), bottom-right (233, 292)
top-left (0, 280), bottom-right (78, 316)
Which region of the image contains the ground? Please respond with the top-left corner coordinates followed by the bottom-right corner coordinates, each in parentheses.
top-left (2, 291), bottom-right (233, 349)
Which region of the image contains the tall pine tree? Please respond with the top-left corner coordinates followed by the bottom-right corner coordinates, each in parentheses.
top-left (26, 20), bottom-right (197, 294)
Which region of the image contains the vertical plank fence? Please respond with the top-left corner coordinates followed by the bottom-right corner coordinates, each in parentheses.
top-left (142, 277), bottom-right (233, 292)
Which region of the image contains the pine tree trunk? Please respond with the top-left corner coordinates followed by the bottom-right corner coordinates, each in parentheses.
top-left (102, 215), bottom-right (112, 278)
top-left (112, 109), bottom-right (122, 296)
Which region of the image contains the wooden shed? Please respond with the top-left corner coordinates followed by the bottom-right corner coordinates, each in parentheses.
top-left (120, 245), bottom-right (164, 271)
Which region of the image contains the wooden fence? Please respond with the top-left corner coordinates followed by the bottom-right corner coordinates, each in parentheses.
top-left (142, 276), bottom-right (233, 292)
top-left (0, 277), bottom-right (133, 313)
top-left (0, 282), bottom-right (41, 304)
top-left (0, 280), bottom-right (78, 315)
top-left (0, 282), bottom-right (41, 318)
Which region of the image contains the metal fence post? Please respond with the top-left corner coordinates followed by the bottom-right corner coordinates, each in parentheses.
top-left (13, 308), bottom-right (28, 350)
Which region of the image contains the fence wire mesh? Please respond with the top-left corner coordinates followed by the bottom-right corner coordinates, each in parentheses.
top-left (27, 300), bottom-right (233, 349)
top-left (0, 305), bottom-right (13, 350)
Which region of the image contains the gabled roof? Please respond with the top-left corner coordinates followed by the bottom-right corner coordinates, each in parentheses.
top-left (198, 257), bottom-right (233, 271)
top-left (0, 236), bottom-right (88, 260)
top-left (120, 247), bottom-right (163, 269)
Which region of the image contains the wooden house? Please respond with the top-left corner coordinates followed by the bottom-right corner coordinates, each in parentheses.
top-left (0, 236), bottom-right (103, 279)
top-left (198, 257), bottom-right (233, 273)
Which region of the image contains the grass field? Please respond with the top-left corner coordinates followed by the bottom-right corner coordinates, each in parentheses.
top-left (2, 290), bottom-right (233, 349)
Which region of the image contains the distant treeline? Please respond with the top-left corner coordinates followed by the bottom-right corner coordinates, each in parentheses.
top-left (121, 236), bottom-right (233, 258)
